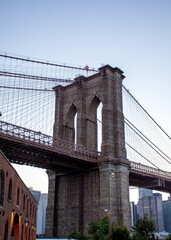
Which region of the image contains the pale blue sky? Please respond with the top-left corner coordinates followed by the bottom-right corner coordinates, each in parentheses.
top-left (1, 0), bottom-right (171, 199)
top-left (1, 0), bottom-right (170, 134)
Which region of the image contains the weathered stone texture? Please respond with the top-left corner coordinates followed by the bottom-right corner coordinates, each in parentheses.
top-left (47, 170), bottom-right (100, 237)
top-left (46, 65), bottom-right (131, 237)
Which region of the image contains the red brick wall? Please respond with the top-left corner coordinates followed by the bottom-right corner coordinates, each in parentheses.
top-left (0, 150), bottom-right (37, 240)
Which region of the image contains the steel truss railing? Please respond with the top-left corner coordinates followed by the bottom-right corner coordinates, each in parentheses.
top-left (130, 161), bottom-right (171, 181)
top-left (1, 120), bottom-right (171, 180)
top-left (0, 121), bottom-right (98, 162)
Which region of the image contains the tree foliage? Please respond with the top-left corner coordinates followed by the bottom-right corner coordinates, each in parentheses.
top-left (68, 216), bottom-right (131, 240)
top-left (110, 223), bottom-right (131, 240)
top-left (132, 213), bottom-right (156, 240)
top-left (68, 226), bottom-right (89, 240)
top-left (88, 216), bottom-right (109, 240)
top-left (68, 213), bottom-right (158, 240)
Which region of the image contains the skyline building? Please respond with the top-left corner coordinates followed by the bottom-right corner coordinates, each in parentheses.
top-left (130, 202), bottom-right (138, 227)
top-left (139, 188), bottom-right (153, 198)
top-left (137, 192), bottom-right (164, 232)
top-left (29, 188), bottom-right (48, 236)
top-left (163, 195), bottom-right (171, 232)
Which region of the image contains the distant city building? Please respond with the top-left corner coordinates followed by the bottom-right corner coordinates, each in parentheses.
top-left (29, 188), bottom-right (41, 203)
top-left (30, 189), bottom-right (48, 235)
top-left (139, 188), bottom-right (153, 198)
top-left (130, 202), bottom-right (138, 227)
top-left (163, 195), bottom-right (171, 232)
top-left (138, 192), bottom-right (164, 232)
top-left (0, 150), bottom-right (37, 240)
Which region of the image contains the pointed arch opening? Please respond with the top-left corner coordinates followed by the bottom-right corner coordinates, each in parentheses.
top-left (97, 102), bottom-right (103, 152)
top-left (87, 96), bottom-right (103, 151)
top-left (64, 104), bottom-right (77, 144)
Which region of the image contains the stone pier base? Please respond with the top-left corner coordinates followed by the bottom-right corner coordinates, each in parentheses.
top-left (45, 161), bottom-right (130, 237)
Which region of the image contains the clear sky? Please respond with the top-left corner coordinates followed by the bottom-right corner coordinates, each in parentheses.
top-left (1, 0), bottom-right (171, 201)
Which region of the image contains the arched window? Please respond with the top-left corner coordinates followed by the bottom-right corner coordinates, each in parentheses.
top-left (0, 170), bottom-right (4, 206)
top-left (97, 102), bottom-right (103, 152)
top-left (17, 188), bottom-right (20, 206)
top-left (23, 195), bottom-right (25, 210)
top-left (8, 179), bottom-right (12, 201)
top-left (64, 104), bottom-right (77, 143)
top-left (10, 214), bottom-right (19, 239)
top-left (32, 205), bottom-right (34, 217)
top-left (87, 96), bottom-right (102, 151)
top-left (4, 220), bottom-right (8, 240)
top-left (27, 200), bottom-right (29, 218)
top-left (30, 202), bottom-right (32, 216)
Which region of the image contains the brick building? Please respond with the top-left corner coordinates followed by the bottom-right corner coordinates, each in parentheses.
top-left (0, 150), bottom-right (37, 240)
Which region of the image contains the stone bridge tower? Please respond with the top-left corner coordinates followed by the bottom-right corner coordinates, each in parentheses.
top-left (45, 65), bottom-right (130, 237)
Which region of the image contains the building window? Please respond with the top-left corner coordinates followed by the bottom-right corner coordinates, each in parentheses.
top-left (17, 188), bottom-right (20, 206)
top-left (27, 200), bottom-right (29, 218)
top-left (32, 205), bottom-right (34, 217)
top-left (8, 179), bottom-right (12, 201)
top-left (0, 170), bottom-right (4, 206)
top-left (23, 195), bottom-right (25, 210)
top-left (30, 202), bottom-right (32, 216)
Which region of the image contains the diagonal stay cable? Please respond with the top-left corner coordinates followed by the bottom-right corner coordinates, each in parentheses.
top-left (124, 117), bottom-right (171, 162)
top-left (125, 120), bottom-right (171, 168)
top-left (125, 143), bottom-right (171, 180)
top-left (122, 84), bottom-right (171, 140)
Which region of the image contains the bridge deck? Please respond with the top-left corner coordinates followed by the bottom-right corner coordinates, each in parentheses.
top-left (0, 121), bottom-right (171, 192)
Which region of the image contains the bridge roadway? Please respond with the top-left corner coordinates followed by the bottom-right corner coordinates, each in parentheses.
top-left (0, 120), bottom-right (171, 193)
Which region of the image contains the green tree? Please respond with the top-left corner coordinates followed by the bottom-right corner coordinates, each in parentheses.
top-left (68, 226), bottom-right (90, 240)
top-left (110, 223), bottom-right (131, 240)
top-left (132, 213), bottom-right (156, 240)
top-left (88, 216), bottom-right (109, 240)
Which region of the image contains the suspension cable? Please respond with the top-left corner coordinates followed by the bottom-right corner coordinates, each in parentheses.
top-left (0, 53), bottom-right (98, 72)
top-left (122, 84), bottom-right (171, 140)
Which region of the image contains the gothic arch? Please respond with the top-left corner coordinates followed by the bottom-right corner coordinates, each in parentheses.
top-left (48, 65), bottom-right (130, 236)
top-left (65, 103), bottom-right (77, 128)
top-left (88, 95), bottom-right (101, 120)
top-left (63, 103), bottom-right (77, 143)
top-left (10, 213), bottom-right (19, 240)
top-left (85, 95), bottom-right (102, 150)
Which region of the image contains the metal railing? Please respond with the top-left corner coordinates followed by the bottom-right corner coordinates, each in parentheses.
top-left (130, 161), bottom-right (171, 181)
top-left (0, 121), bottom-right (98, 162)
top-left (1, 120), bottom-right (171, 180)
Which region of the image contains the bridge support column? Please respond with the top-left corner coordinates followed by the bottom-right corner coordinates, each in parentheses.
top-left (99, 160), bottom-right (131, 228)
top-left (45, 169), bottom-right (101, 238)
top-left (45, 170), bottom-right (58, 237)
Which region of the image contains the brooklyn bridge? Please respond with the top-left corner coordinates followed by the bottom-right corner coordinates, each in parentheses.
top-left (0, 53), bottom-right (170, 237)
